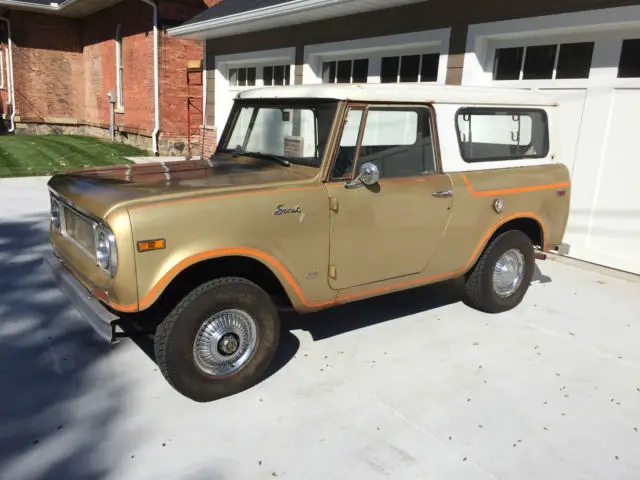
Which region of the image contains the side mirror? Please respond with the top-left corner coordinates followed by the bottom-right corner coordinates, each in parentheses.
top-left (345, 162), bottom-right (380, 189)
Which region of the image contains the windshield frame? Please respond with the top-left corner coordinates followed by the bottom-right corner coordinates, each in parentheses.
top-left (216, 98), bottom-right (340, 169)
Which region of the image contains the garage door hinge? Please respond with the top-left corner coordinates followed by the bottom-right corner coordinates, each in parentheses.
top-left (329, 197), bottom-right (339, 212)
top-left (328, 265), bottom-right (337, 279)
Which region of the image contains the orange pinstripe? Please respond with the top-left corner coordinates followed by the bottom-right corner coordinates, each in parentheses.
top-left (108, 212), bottom-right (545, 313)
top-left (461, 174), bottom-right (570, 197)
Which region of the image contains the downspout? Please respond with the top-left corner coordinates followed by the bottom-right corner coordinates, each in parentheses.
top-left (140, 0), bottom-right (159, 155)
top-left (0, 16), bottom-right (15, 133)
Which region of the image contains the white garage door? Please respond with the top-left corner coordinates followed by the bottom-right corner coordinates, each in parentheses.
top-left (303, 29), bottom-right (450, 85)
top-left (214, 48), bottom-right (296, 134)
top-left (463, 6), bottom-right (640, 275)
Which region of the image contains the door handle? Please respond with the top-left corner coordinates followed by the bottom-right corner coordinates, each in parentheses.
top-left (432, 189), bottom-right (453, 198)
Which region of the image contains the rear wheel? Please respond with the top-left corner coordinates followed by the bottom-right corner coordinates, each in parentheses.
top-left (154, 277), bottom-right (280, 402)
top-left (463, 230), bottom-right (535, 313)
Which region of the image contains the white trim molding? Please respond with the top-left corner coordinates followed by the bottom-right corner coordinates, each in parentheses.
top-left (462, 5), bottom-right (640, 86)
top-left (168, 0), bottom-right (424, 40)
top-left (303, 29), bottom-right (450, 85)
top-left (214, 47), bottom-right (296, 132)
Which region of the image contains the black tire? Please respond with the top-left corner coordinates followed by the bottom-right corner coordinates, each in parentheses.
top-left (463, 230), bottom-right (535, 314)
top-left (154, 277), bottom-right (280, 402)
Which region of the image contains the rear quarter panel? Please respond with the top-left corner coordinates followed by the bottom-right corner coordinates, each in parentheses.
top-left (424, 164), bottom-right (571, 277)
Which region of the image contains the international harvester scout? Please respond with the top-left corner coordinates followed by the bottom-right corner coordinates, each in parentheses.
top-left (43, 84), bottom-right (571, 401)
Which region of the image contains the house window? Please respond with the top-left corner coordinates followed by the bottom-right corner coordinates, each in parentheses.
top-left (493, 42), bottom-right (594, 81)
top-left (263, 65), bottom-right (290, 86)
top-left (455, 108), bottom-right (549, 162)
top-left (115, 24), bottom-right (123, 108)
top-left (229, 67), bottom-right (257, 87)
top-left (618, 39), bottom-right (640, 78)
top-left (322, 59), bottom-right (369, 84)
top-left (380, 54), bottom-right (439, 83)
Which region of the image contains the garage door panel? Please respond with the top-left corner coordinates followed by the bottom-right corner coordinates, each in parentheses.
top-left (586, 89), bottom-right (640, 273)
top-left (539, 88), bottom-right (587, 175)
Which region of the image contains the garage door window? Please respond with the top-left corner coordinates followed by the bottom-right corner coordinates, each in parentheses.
top-left (618, 39), bottom-right (640, 78)
top-left (263, 65), bottom-right (291, 86)
top-left (455, 108), bottom-right (549, 162)
top-left (322, 59), bottom-right (369, 84)
top-left (229, 67), bottom-right (257, 87)
top-left (381, 54), bottom-right (439, 83)
top-left (494, 42), bottom-right (594, 80)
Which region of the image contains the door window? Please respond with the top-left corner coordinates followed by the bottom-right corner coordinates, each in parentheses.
top-left (332, 106), bottom-right (437, 180)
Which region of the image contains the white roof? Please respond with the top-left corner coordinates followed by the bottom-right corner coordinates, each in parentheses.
top-left (236, 84), bottom-right (557, 107)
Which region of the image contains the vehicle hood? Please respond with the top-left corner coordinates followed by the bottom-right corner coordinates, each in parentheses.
top-left (47, 155), bottom-right (318, 219)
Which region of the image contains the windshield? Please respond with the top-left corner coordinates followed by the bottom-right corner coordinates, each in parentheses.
top-left (218, 100), bottom-right (339, 168)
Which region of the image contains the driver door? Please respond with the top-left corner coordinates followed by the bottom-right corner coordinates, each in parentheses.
top-left (327, 104), bottom-right (453, 290)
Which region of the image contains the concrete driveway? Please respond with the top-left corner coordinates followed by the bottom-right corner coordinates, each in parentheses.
top-left (1, 176), bottom-right (639, 480)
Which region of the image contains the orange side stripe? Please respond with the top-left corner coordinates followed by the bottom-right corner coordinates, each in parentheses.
top-left (132, 212), bottom-right (545, 312)
top-left (462, 174), bottom-right (570, 197)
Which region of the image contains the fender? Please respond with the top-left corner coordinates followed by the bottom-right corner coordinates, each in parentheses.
top-left (136, 247), bottom-right (335, 312)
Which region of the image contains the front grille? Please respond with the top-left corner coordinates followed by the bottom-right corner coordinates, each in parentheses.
top-left (63, 206), bottom-right (96, 255)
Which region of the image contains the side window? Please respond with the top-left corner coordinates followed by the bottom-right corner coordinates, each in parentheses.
top-left (455, 108), bottom-right (549, 162)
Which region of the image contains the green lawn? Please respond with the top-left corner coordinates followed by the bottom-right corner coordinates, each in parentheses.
top-left (0, 134), bottom-right (148, 178)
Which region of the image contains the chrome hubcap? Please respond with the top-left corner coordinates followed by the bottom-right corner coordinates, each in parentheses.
top-left (193, 309), bottom-right (258, 376)
top-left (492, 248), bottom-right (526, 297)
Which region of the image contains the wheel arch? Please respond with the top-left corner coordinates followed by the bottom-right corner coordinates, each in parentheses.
top-left (489, 216), bottom-right (545, 249)
top-left (465, 215), bottom-right (545, 276)
top-left (140, 254), bottom-right (297, 314)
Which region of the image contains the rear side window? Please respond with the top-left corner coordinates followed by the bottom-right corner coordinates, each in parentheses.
top-left (455, 108), bottom-right (549, 162)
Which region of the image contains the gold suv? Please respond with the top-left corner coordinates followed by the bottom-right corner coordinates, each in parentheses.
top-left (43, 84), bottom-right (571, 402)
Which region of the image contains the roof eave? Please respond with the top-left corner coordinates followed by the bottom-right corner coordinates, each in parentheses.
top-left (168, 0), bottom-right (423, 40)
top-left (0, 0), bottom-right (122, 17)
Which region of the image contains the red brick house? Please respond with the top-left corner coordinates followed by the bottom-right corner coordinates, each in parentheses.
top-left (0, 0), bottom-right (218, 156)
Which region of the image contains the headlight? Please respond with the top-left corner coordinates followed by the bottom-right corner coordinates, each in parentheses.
top-left (50, 197), bottom-right (61, 232)
top-left (95, 226), bottom-right (118, 276)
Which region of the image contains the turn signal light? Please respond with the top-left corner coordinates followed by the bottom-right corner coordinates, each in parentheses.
top-left (137, 239), bottom-right (166, 252)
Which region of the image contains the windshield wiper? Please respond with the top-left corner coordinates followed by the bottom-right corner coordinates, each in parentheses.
top-left (231, 150), bottom-right (291, 167)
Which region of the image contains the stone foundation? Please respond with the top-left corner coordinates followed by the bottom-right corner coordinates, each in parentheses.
top-left (12, 121), bottom-right (203, 157)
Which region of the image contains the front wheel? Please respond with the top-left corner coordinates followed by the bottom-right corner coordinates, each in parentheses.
top-left (154, 277), bottom-right (280, 402)
top-left (463, 230), bottom-right (535, 313)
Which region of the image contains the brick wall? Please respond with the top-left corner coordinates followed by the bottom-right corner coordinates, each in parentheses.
top-left (83, 0), bottom-right (154, 136)
top-left (3, 0), bottom-right (215, 154)
top-left (9, 10), bottom-right (84, 124)
top-left (158, 31), bottom-right (203, 155)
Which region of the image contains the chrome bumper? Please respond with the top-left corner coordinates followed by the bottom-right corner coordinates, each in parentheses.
top-left (41, 251), bottom-right (120, 344)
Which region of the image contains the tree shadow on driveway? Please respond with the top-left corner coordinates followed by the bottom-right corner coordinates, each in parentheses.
top-left (0, 215), bottom-right (132, 480)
